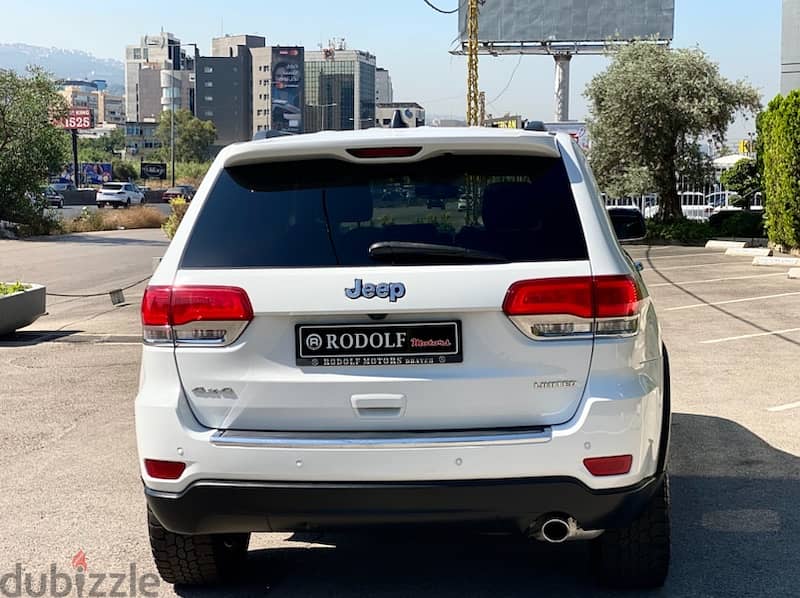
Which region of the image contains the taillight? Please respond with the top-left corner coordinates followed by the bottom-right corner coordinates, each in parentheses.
top-left (141, 286), bottom-right (253, 347)
top-left (346, 147), bottom-right (422, 158)
top-left (503, 275), bottom-right (645, 340)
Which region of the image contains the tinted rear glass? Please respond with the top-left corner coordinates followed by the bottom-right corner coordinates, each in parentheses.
top-left (102, 183), bottom-right (123, 190)
top-left (181, 155), bottom-right (587, 268)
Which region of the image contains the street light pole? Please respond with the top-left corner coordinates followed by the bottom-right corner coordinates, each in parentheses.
top-left (170, 97), bottom-right (175, 187)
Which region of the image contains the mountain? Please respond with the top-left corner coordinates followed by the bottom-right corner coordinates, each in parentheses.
top-left (0, 43), bottom-right (124, 94)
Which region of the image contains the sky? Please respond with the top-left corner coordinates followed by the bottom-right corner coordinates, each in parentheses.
top-left (0, 0), bottom-right (781, 141)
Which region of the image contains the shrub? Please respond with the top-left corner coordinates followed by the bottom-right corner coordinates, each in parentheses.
top-left (161, 198), bottom-right (188, 239)
top-left (646, 219), bottom-right (713, 244)
top-left (63, 206), bottom-right (165, 233)
top-left (0, 281), bottom-right (28, 296)
top-left (708, 211), bottom-right (766, 238)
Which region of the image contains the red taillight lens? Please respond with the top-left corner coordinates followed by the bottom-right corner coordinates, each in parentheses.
top-left (141, 285), bottom-right (253, 346)
top-left (141, 286), bottom-right (172, 326)
top-left (144, 459), bottom-right (186, 480)
top-left (583, 455), bottom-right (633, 476)
top-left (503, 277), bottom-right (594, 318)
top-left (346, 146), bottom-right (422, 158)
top-left (594, 275), bottom-right (642, 318)
top-left (170, 286), bottom-right (253, 326)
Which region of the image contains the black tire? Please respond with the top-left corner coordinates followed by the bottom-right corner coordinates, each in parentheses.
top-left (147, 508), bottom-right (250, 585)
top-left (126, 199), bottom-right (131, 208)
top-left (593, 474), bottom-right (671, 589)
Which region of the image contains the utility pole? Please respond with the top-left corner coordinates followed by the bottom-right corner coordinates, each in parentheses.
top-left (479, 91), bottom-right (486, 126)
top-left (466, 0), bottom-right (480, 126)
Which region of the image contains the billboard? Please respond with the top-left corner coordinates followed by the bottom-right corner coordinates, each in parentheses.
top-left (140, 162), bottom-right (167, 180)
top-left (459, 0), bottom-right (674, 43)
top-left (57, 108), bottom-right (92, 130)
top-left (81, 162), bottom-right (113, 185)
top-left (270, 47), bottom-right (304, 134)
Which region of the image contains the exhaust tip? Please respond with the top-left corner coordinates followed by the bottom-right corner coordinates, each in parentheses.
top-left (540, 518), bottom-right (571, 543)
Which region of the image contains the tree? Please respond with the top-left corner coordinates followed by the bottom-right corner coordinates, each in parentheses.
top-left (585, 43), bottom-right (761, 220)
top-left (156, 110), bottom-right (216, 163)
top-left (112, 159), bottom-right (138, 182)
top-left (719, 158), bottom-right (760, 209)
top-left (0, 68), bottom-right (69, 224)
top-left (78, 126), bottom-right (125, 162)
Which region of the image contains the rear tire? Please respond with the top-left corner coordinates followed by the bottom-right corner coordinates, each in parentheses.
top-left (593, 474), bottom-right (671, 589)
top-left (147, 508), bottom-right (250, 585)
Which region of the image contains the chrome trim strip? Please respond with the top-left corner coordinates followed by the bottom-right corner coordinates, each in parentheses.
top-left (211, 427), bottom-right (552, 449)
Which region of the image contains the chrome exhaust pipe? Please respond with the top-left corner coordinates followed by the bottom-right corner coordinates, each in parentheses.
top-left (539, 517), bottom-right (574, 543)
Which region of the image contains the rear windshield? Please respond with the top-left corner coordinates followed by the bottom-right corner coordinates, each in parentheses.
top-left (181, 155), bottom-right (587, 268)
top-left (102, 183), bottom-right (123, 190)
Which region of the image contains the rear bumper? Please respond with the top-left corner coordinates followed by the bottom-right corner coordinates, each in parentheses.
top-left (146, 472), bottom-right (665, 535)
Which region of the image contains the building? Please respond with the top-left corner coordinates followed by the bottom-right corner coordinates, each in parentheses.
top-left (375, 67), bottom-right (393, 103)
top-left (376, 102), bottom-right (425, 128)
top-left (125, 32), bottom-right (194, 123)
top-left (194, 35), bottom-right (264, 146)
top-left (304, 43), bottom-right (376, 132)
top-left (59, 82), bottom-right (125, 126)
top-left (782, 0), bottom-right (800, 93)
top-left (124, 121), bottom-right (162, 156)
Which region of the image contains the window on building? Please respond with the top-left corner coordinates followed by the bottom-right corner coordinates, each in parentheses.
top-left (204, 110), bottom-right (214, 117)
top-left (204, 96), bottom-right (213, 102)
top-left (204, 81), bottom-right (213, 88)
top-left (133, 48), bottom-right (142, 60)
top-left (203, 66), bottom-right (213, 74)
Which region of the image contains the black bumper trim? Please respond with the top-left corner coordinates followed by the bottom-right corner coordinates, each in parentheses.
top-left (146, 473), bottom-right (665, 535)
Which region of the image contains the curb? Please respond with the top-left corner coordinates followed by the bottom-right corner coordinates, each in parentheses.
top-left (706, 240), bottom-right (747, 249)
top-left (725, 247), bottom-right (772, 257)
top-left (752, 256), bottom-right (800, 267)
top-left (789, 268), bottom-right (800, 280)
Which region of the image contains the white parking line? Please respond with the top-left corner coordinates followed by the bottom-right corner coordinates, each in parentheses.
top-left (700, 327), bottom-right (800, 344)
top-left (767, 400), bottom-right (800, 413)
top-left (633, 252), bottom-right (722, 261)
top-left (650, 273), bottom-right (786, 288)
top-left (643, 261), bottom-right (747, 272)
top-left (664, 291), bottom-right (800, 312)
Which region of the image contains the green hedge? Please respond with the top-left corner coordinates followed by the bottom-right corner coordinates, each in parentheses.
top-left (758, 92), bottom-right (800, 249)
top-left (707, 211), bottom-right (766, 238)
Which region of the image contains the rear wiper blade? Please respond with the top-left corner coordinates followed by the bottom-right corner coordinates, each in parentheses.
top-left (368, 241), bottom-right (508, 263)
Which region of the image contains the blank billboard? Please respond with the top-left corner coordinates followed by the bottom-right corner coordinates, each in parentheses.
top-left (459, 0), bottom-right (674, 43)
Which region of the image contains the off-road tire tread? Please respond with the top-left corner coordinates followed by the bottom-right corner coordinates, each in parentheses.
top-left (147, 508), bottom-right (249, 585)
top-left (594, 474), bottom-right (671, 589)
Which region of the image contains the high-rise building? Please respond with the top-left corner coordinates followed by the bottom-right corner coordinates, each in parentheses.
top-left (304, 44), bottom-right (376, 132)
top-left (59, 82), bottom-right (125, 126)
top-left (195, 48), bottom-right (253, 147)
top-left (125, 32), bottom-right (194, 122)
top-left (782, 0), bottom-right (800, 93)
top-left (375, 67), bottom-right (393, 104)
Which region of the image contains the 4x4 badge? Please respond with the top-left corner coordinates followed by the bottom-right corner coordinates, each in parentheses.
top-left (345, 279), bottom-right (406, 302)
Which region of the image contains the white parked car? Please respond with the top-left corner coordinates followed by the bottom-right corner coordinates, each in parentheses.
top-left (137, 127), bottom-right (671, 589)
top-left (708, 191), bottom-right (763, 214)
top-left (95, 182), bottom-right (144, 208)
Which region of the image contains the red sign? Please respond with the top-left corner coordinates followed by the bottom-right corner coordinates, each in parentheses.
top-left (58, 108), bottom-right (92, 130)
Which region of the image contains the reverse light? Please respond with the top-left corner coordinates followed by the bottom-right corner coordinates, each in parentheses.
top-left (502, 275), bottom-right (645, 340)
top-left (583, 455), bottom-right (633, 476)
top-left (141, 286), bottom-right (253, 347)
top-left (144, 459), bottom-right (186, 480)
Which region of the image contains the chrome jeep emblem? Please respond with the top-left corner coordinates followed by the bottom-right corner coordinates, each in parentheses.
top-left (345, 279), bottom-right (406, 302)
top-left (192, 387), bottom-right (238, 399)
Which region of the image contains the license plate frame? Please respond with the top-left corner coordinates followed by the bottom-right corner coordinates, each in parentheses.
top-left (296, 321), bottom-right (462, 367)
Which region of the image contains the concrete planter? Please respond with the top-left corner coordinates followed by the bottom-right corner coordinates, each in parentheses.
top-left (0, 283), bottom-right (46, 336)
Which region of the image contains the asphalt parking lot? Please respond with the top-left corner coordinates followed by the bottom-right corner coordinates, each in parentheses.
top-left (1, 231), bottom-right (799, 597)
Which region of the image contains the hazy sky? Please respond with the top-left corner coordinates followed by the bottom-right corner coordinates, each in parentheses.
top-left (1, 0), bottom-right (780, 139)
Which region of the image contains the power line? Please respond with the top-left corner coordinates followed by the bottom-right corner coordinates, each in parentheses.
top-left (487, 54), bottom-right (524, 104)
top-left (422, 0), bottom-right (459, 14)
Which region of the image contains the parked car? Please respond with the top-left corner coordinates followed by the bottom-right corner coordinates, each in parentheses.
top-left (44, 186), bottom-right (64, 209)
top-left (162, 185), bottom-right (196, 202)
top-left (708, 191), bottom-right (763, 214)
top-left (50, 181), bottom-right (76, 192)
top-left (95, 182), bottom-right (145, 208)
top-left (138, 127), bottom-right (671, 590)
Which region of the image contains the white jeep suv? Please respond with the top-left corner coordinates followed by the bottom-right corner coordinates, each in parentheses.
top-left (137, 127), bottom-right (671, 589)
